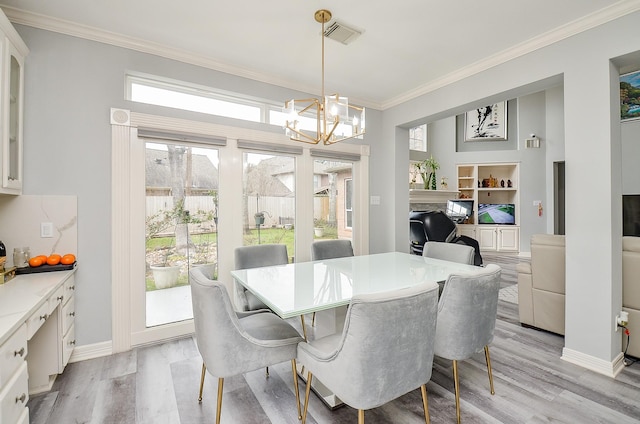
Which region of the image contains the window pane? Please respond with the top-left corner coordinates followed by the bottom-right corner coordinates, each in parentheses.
top-left (409, 124), bottom-right (427, 152)
top-left (313, 159), bottom-right (353, 241)
top-left (131, 82), bottom-right (261, 122)
top-left (242, 152), bottom-right (295, 262)
top-left (145, 142), bottom-right (219, 327)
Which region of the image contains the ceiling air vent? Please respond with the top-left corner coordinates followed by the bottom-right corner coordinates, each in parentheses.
top-left (324, 20), bottom-right (361, 45)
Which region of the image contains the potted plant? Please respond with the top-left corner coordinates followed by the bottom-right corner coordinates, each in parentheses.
top-left (415, 156), bottom-right (440, 190)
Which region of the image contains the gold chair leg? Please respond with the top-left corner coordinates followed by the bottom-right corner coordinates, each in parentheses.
top-left (358, 409), bottom-right (365, 424)
top-left (216, 377), bottom-right (224, 424)
top-left (311, 312), bottom-right (316, 327)
top-left (420, 384), bottom-right (430, 424)
top-left (291, 359), bottom-right (302, 420)
top-left (452, 360), bottom-right (461, 424)
top-left (302, 372), bottom-right (313, 424)
top-left (300, 315), bottom-right (308, 341)
top-left (484, 345), bottom-right (495, 395)
top-left (198, 363), bottom-right (206, 402)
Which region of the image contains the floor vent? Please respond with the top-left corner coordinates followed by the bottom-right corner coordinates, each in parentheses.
top-left (324, 21), bottom-right (361, 45)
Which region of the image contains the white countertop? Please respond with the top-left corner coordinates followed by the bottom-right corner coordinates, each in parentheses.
top-left (0, 269), bottom-right (76, 345)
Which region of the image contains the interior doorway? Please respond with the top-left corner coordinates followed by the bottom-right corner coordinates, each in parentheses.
top-left (554, 161), bottom-right (565, 235)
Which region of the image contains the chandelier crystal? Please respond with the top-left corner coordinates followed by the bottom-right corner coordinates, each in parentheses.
top-left (284, 9), bottom-right (365, 145)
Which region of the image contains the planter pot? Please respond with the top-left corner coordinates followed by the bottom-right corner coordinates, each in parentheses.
top-left (150, 264), bottom-right (180, 289)
top-left (314, 227), bottom-right (324, 237)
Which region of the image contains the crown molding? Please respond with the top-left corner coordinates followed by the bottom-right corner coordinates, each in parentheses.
top-left (3, 1), bottom-right (639, 111)
top-left (382, 0), bottom-right (640, 109)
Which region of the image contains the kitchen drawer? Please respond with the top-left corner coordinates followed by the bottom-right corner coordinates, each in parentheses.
top-left (26, 302), bottom-right (50, 340)
top-left (0, 362), bottom-right (28, 424)
top-left (61, 296), bottom-right (75, 335)
top-left (0, 324), bottom-right (27, 387)
top-left (49, 285), bottom-right (64, 314)
top-left (61, 324), bottom-right (75, 370)
top-left (63, 275), bottom-right (75, 305)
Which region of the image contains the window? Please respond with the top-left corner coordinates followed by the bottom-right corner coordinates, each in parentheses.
top-left (313, 159), bottom-right (354, 240)
top-left (127, 74), bottom-right (265, 122)
top-left (242, 152), bottom-right (296, 261)
top-left (409, 124), bottom-right (427, 152)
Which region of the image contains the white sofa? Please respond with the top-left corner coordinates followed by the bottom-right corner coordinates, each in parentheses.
top-left (516, 234), bottom-right (566, 335)
top-left (623, 236), bottom-right (640, 358)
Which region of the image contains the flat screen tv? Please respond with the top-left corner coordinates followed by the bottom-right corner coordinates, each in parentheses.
top-left (446, 199), bottom-right (474, 223)
top-left (623, 194), bottom-right (640, 236)
top-left (478, 203), bottom-right (515, 225)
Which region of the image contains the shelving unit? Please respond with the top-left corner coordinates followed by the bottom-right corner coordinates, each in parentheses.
top-left (456, 162), bottom-right (520, 252)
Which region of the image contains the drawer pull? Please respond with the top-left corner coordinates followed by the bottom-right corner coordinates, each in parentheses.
top-left (70, 339), bottom-right (76, 346)
top-left (15, 393), bottom-right (26, 404)
top-left (69, 311), bottom-right (76, 317)
top-left (69, 286), bottom-right (75, 290)
top-left (14, 347), bottom-right (25, 357)
top-left (57, 295), bottom-right (64, 302)
top-left (40, 314), bottom-right (49, 321)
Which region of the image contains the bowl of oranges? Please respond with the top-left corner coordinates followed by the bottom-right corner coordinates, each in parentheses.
top-left (18, 253), bottom-right (77, 274)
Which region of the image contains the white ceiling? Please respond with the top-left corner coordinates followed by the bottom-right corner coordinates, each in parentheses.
top-left (0, 0), bottom-right (636, 109)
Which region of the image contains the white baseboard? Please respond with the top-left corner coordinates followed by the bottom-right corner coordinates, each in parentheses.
top-left (561, 347), bottom-right (625, 378)
top-left (69, 340), bottom-right (113, 363)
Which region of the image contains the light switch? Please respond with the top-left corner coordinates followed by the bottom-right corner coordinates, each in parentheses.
top-left (41, 222), bottom-right (54, 238)
top-left (370, 196), bottom-right (381, 205)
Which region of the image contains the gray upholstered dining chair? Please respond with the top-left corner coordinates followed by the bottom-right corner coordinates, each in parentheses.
top-left (310, 239), bottom-right (354, 326)
top-left (189, 266), bottom-right (304, 423)
top-left (434, 264), bottom-right (502, 424)
top-left (422, 241), bottom-right (475, 265)
top-left (311, 239), bottom-right (354, 261)
top-left (297, 280), bottom-right (440, 424)
top-left (234, 244), bottom-right (289, 312)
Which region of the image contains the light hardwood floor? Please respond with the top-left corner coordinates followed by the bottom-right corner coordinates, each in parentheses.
top-left (28, 254), bottom-right (640, 423)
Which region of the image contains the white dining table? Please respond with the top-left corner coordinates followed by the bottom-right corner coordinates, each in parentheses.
top-left (231, 251), bottom-right (486, 409)
top-left (230, 251), bottom-right (483, 319)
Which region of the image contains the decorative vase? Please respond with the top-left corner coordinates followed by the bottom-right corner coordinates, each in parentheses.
top-left (431, 172), bottom-right (437, 190)
top-left (314, 227), bottom-right (324, 237)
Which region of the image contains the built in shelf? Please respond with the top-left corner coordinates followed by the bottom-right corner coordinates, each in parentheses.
top-left (409, 189), bottom-right (460, 203)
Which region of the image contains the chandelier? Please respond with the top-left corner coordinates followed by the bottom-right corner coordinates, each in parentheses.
top-left (284, 9), bottom-right (365, 145)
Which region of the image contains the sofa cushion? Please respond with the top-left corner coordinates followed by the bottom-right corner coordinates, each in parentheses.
top-left (623, 236), bottom-right (640, 310)
top-left (530, 234), bottom-right (565, 294)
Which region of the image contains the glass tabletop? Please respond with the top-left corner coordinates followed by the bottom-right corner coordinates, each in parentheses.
top-left (231, 251), bottom-right (483, 318)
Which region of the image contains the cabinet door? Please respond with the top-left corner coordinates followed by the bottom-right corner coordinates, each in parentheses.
top-left (478, 227), bottom-right (497, 251)
top-left (498, 227), bottom-right (520, 251)
top-left (2, 40), bottom-right (24, 192)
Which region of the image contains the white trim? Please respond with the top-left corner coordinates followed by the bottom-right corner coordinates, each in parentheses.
top-left (5, 2), bottom-right (640, 110)
top-left (68, 340), bottom-right (113, 363)
top-left (561, 347), bottom-right (625, 378)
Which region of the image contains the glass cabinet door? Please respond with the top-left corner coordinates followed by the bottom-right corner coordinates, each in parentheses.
top-left (3, 41), bottom-right (24, 191)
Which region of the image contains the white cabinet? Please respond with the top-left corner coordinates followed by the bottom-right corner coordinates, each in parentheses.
top-left (0, 8), bottom-right (28, 195)
top-left (0, 325), bottom-right (28, 424)
top-left (456, 162), bottom-right (520, 252)
top-left (0, 269), bottom-right (77, 424)
top-left (477, 226), bottom-right (520, 252)
top-left (27, 274), bottom-right (76, 394)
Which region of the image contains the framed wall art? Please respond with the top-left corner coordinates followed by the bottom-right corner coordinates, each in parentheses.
top-left (621, 70), bottom-right (640, 122)
top-left (464, 101), bottom-right (507, 141)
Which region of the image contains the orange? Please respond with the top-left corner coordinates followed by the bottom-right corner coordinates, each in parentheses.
top-left (35, 255), bottom-right (47, 263)
top-left (60, 254), bottom-right (76, 265)
top-left (29, 257), bottom-right (44, 267)
top-left (46, 254), bottom-right (62, 266)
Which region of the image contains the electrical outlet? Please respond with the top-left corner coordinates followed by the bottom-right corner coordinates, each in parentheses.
top-left (616, 311), bottom-right (629, 331)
